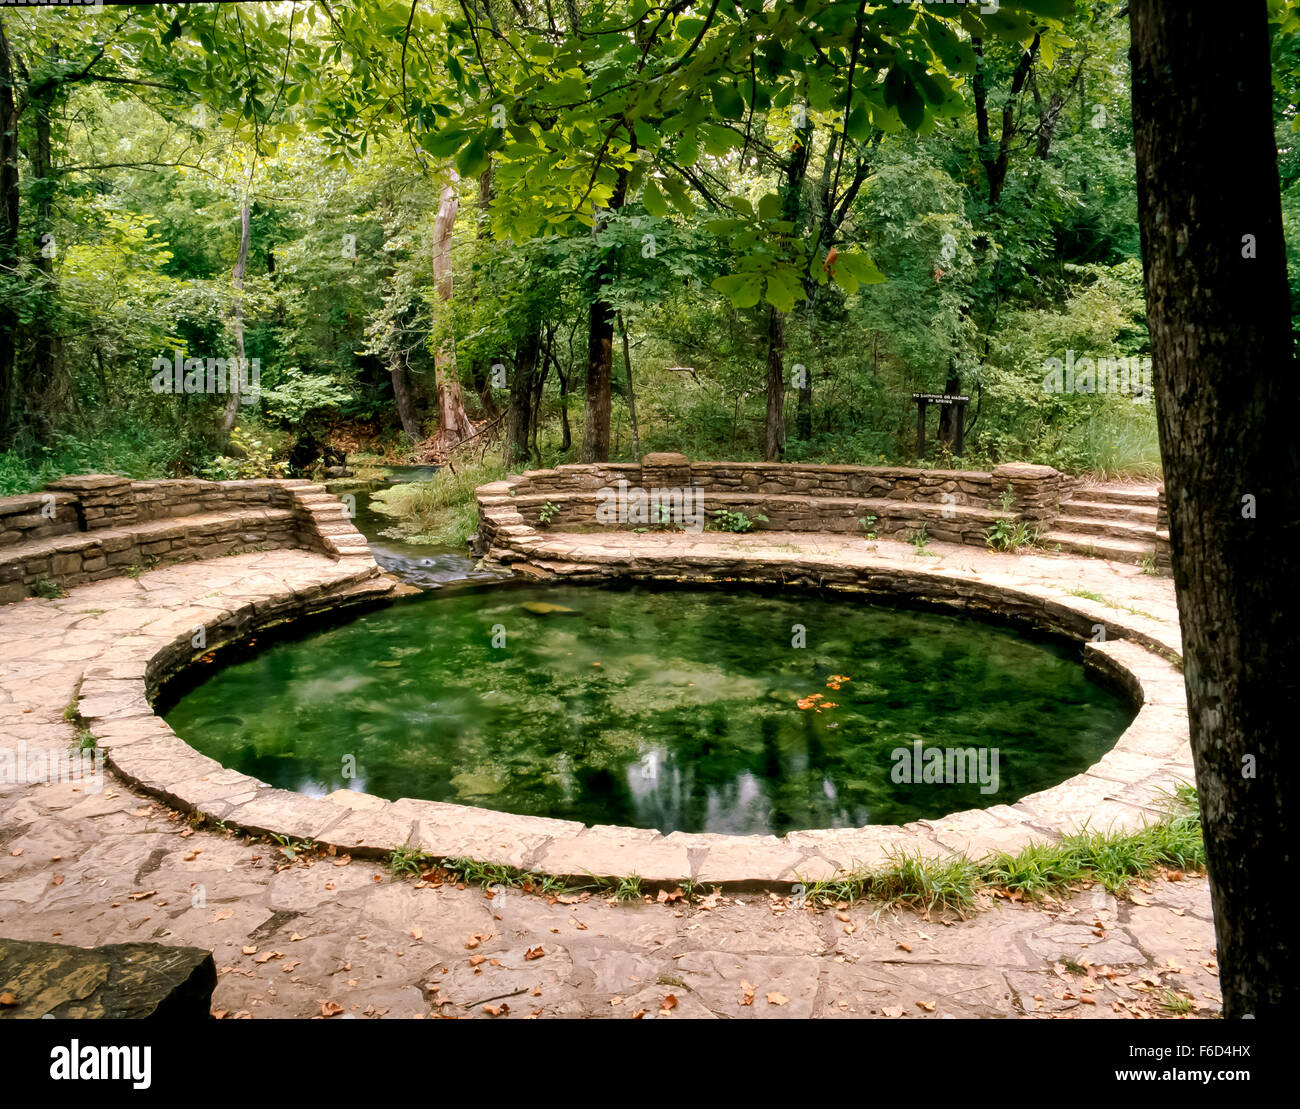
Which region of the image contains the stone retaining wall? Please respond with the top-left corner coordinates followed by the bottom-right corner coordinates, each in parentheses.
top-left (475, 453), bottom-right (1072, 557)
top-left (0, 475), bottom-right (368, 604)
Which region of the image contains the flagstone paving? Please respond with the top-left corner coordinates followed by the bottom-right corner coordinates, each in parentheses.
top-left (0, 538), bottom-right (1220, 1018)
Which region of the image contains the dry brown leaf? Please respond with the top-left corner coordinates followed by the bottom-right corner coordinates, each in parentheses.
top-left (916, 1000), bottom-right (936, 1012)
top-left (320, 1000), bottom-right (344, 1017)
top-left (482, 1003), bottom-right (509, 1017)
top-left (660, 993), bottom-right (678, 1012)
top-left (524, 946), bottom-right (546, 961)
top-left (0, 992), bottom-right (17, 1007)
top-left (767, 992), bottom-right (789, 1006)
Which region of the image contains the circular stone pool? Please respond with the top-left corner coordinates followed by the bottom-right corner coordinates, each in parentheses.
top-left (161, 584), bottom-right (1135, 835)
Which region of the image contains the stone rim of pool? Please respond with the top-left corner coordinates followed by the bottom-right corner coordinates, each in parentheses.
top-left (96, 568), bottom-right (1191, 889)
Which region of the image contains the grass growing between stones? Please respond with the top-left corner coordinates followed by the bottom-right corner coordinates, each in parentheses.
top-left (370, 787), bottom-right (1202, 920)
top-left (799, 784), bottom-right (1204, 917)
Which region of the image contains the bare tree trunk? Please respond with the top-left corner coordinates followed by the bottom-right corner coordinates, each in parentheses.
top-left (0, 18), bottom-right (20, 447)
top-left (1131, 0), bottom-right (1299, 1018)
top-left (581, 168), bottom-right (628, 462)
top-left (763, 306), bottom-right (785, 461)
top-left (389, 344), bottom-right (422, 440)
top-left (220, 194), bottom-right (252, 440)
top-left (504, 324), bottom-right (541, 465)
top-left (430, 175), bottom-right (475, 452)
top-left (618, 310), bottom-right (640, 459)
top-left (548, 347), bottom-right (572, 453)
top-left (763, 119), bottom-right (811, 462)
top-left (468, 166), bottom-right (500, 419)
top-left (23, 78), bottom-right (64, 438)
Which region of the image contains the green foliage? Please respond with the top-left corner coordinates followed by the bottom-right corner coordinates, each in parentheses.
top-left (708, 509), bottom-right (768, 534)
top-left (370, 456), bottom-right (507, 548)
top-left (200, 427), bottom-right (285, 480)
top-left (537, 501), bottom-right (560, 527)
top-left (985, 517), bottom-right (1037, 552)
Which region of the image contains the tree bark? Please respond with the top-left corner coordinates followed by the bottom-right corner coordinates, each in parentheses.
top-left (763, 122), bottom-right (812, 461)
top-left (581, 167), bottom-right (627, 462)
top-left (0, 17), bottom-right (20, 447)
top-left (430, 176), bottom-right (475, 452)
top-left (619, 310), bottom-right (640, 460)
top-left (504, 323), bottom-right (541, 465)
top-left (219, 194), bottom-right (252, 440)
top-left (468, 166), bottom-right (500, 419)
top-left (23, 78), bottom-right (63, 438)
top-left (1130, 0), bottom-right (1299, 1017)
top-left (763, 305), bottom-right (785, 462)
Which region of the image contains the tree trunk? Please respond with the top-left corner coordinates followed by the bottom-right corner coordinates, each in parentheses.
top-left (219, 194), bottom-right (252, 440)
top-left (504, 324), bottom-right (541, 465)
top-left (763, 306), bottom-right (785, 462)
top-left (581, 168), bottom-right (627, 462)
top-left (468, 166), bottom-right (500, 419)
top-left (763, 121), bottom-right (812, 462)
top-left (388, 344), bottom-right (422, 440)
top-left (23, 78), bottom-right (63, 438)
top-left (1130, 0), bottom-right (1299, 1017)
top-left (549, 348), bottom-right (572, 453)
top-left (619, 310), bottom-right (640, 459)
top-left (0, 17), bottom-right (20, 447)
top-left (430, 176), bottom-right (475, 452)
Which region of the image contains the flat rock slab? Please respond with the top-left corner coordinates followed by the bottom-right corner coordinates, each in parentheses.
top-left (0, 937), bottom-right (216, 1019)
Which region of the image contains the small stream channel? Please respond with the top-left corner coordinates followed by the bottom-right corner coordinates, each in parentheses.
top-left (332, 464), bottom-right (506, 590)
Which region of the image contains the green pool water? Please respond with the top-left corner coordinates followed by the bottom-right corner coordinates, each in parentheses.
top-left (162, 585), bottom-right (1134, 835)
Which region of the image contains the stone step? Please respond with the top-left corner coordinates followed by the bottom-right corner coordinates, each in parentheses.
top-left (1052, 515), bottom-right (1159, 543)
top-left (0, 937), bottom-right (215, 1018)
top-left (1040, 530), bottom-right (1158, 562)
top-left (1071, 485), bottom-right (1160, 507)
top-left (1058, 498), bottom-right (1159, 524)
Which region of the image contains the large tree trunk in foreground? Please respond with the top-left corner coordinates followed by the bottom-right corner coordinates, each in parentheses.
top-left (430, 177), bottom-right (475, 452)
top-left (1131, 0), bottom-right (1299, 1017)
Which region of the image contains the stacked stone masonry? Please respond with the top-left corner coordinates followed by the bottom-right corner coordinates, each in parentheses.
top-left (475, 453), bottom-right (1083, 558)
top-left (0, 475), bottom-right (370, 605)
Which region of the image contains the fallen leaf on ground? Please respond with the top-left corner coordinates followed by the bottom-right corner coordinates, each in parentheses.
top-left (767, 992), bottom-right (789, 1006)
top-left (319, 1000), bottom-right (344, 1017)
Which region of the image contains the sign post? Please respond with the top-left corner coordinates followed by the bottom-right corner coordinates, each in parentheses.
top-left (911, 393), bottom-right (971, 458)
